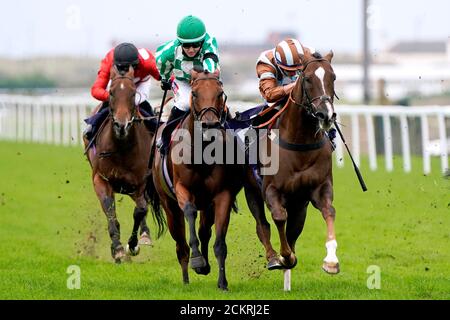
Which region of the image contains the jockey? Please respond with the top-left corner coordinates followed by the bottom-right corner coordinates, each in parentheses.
top-left (256, 38), bottom-right (336, 145)
top-left (256, 38), bottom-right (305, 104)
top-left (83, 42), bottom-right (161, 140)
top-left (155, 15), bottom-right (220, 155)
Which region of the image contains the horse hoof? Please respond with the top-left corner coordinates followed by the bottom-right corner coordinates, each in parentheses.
top-left (139, 232), bottom-right (153, 246)
top-left (267, 256), bottom-right (283, 270)
top-left (190, 256), bottom-right (207, 269)
top-left (322, 262), bottom-right (340, 275)
top-left (113, 246), bottom-right (126, 263)
top-left (280, 254), bottom-right (298, 269)
top-left (194, 264), bottom-right (211, 275)
top-left (218, 284), bottom-right (229, 291)
top-left (126, 243), bottom-right (140, 256)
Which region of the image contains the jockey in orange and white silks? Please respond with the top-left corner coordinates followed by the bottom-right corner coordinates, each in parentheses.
top-left (256, 38), bottom-right (313, 104)
top-left (255, 38), bottom-right (337, 146)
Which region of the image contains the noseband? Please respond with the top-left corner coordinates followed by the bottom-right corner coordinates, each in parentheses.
top-left (289, 59), bottom-right (335, 119)
top-left (191, 77), bottom-right (228, 126)
top-left (108, 75), bottom-right (137, 124)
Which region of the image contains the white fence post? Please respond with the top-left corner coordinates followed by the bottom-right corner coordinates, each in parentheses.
top-left (383, 114), bottom-right (393, 172)
top-left (437, 113), bottom-right (449, 174)
top-left (365, 114), bottom-right (377, 171)
top-left (420, 115), bottom-right (431, 175)
top-left (400, 115), bottom-right (411, 172)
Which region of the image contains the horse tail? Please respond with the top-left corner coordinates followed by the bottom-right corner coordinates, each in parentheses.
top-left (145, 174), bottom-right (166, 238)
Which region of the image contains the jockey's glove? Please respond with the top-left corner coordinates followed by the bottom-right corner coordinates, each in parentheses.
top-left (160, 79), bottom-right (172, 91)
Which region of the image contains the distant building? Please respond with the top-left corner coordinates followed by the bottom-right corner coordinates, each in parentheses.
top-left (377, 39), bottom-right (450, 64)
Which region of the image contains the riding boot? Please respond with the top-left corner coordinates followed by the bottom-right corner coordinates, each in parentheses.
top-left (158, 107), bottom-right (188, 155)
top-left (83, 101), bottom-right (109, 140)
top-left (138, 100), bottom-right (155, 117)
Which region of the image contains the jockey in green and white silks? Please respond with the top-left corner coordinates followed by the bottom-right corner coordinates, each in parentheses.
top-left (156, 15), bottom-right (220, 113)
top-left (155, 15), bottom-right (221, 155)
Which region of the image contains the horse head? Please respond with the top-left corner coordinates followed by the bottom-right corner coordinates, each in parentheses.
top-left (190, 69), bottom-right (226, 130)
top-left (293, 48), bottom-right (337, 131)
top-left (109, 65), bottom-right (137, 139)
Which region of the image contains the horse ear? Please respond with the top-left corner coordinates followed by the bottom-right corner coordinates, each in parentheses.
top-left (324, 50), bottom-right (334, 62)
top-left (110, 65), bottom-right (118, 78)
top-left (190, 69), bottom-right (199, 80)
top-left (127, 65), bottom-right (134, 76)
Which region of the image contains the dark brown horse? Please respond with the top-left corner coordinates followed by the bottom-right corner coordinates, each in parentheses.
top-left (151, 70), bottom-right (242, 290)
top-left (83, 65), bottom-right (164, 263)
top-left (258, 48), bottom-right (340, 274)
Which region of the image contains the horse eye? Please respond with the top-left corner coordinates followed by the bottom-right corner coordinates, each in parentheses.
top-left (192, 92), bottom-right (198, 98)
top-left (218, 92), bottom-right (224, 98)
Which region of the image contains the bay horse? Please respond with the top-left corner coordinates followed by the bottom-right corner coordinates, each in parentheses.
top-left (151, 70), bottom-right (242, 290)
top-left (83, 65), bottom-right (165, 263)
top-left (258, 48), bottom-right (340, 274)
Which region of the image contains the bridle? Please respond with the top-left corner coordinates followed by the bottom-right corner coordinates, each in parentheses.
top-left (288, 58), bottom-right (337, 120)
top-left (190, 77), bottom-right (228, 127)
top-left (108, 73), bottom-right (138, 124)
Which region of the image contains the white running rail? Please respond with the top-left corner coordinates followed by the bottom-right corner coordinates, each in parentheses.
top-left (0, 95), bottom-right (448, 174)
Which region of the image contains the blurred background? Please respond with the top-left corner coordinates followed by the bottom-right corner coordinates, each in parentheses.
top-left (0, 0), bottom-right (448, 173)
top-left (1, 0), bottom-right (449, 103)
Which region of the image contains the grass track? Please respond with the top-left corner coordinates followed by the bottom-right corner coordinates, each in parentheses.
top-left (0, 141), bottom-right (448, 299)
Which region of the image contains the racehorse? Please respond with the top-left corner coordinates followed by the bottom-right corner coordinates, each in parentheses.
top-left (150, 70), bottom-right (242, 290)
top-left (258, 48), bottom-right (340, 274)
top-left (83, 65), bottom-right (165, 263)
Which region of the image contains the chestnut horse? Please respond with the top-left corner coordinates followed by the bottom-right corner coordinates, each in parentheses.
top-left (259, 49), bottom-right (340, 274)
top-left (151, 70), bottom-right (243, 290)
top-left (83, 65), bottom-right (164, 263)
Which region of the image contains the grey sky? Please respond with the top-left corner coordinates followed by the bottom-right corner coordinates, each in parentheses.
top-left (1, 0), bottom-right (449, 58)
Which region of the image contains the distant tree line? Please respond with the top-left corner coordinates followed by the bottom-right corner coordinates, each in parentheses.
top-left (0, 73), bottom-right (56, 89)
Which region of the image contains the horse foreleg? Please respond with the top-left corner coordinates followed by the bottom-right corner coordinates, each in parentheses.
top-left (286, 200), bottom-right (308, 256)
top-left (265, 185), bottom-right (296, 269)
top-left (126, 194), bottom-right (147, 256)
top-left (213, 191), bottom-right (232, 291)
top-left (93, 174), bottom-right (124, 263)
top-left (196, 208), bottom-right (214, 275)
top-left (312, 184), bottom-right (339, 274)
top-left (244, 182), bottom-right (280, 270)
top-left (175, 183), bottom-right (205, 269)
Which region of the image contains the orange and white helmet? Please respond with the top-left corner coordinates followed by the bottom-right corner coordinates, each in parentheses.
top-left (274, 38), bottom-right (304, 71)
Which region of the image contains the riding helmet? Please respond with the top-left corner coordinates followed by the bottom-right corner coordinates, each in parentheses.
top-left (113, 43), bottom-right (139, 67)
top-left (176, 15), bottom-right (206, 43)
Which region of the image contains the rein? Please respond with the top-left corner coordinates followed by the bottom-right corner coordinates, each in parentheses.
top-left (258, 58), bottom-right (335, 152)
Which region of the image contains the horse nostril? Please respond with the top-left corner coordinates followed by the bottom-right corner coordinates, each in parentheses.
top-left (316, 111), bottom-right (326, 120)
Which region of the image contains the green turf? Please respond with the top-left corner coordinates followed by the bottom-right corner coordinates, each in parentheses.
top-left (0, 141), bottom-right (448, 300)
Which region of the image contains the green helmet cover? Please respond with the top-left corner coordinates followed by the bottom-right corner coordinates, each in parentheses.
top-left (177, 15), bottom-right (206, 43)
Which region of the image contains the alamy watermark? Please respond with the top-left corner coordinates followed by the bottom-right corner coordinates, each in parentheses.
top-left (366, 265), bottom-right (381, 289)
top-left (168, 125), bottom-right (280, 175)
top-left (66, 265), bottom-right (81, 289)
